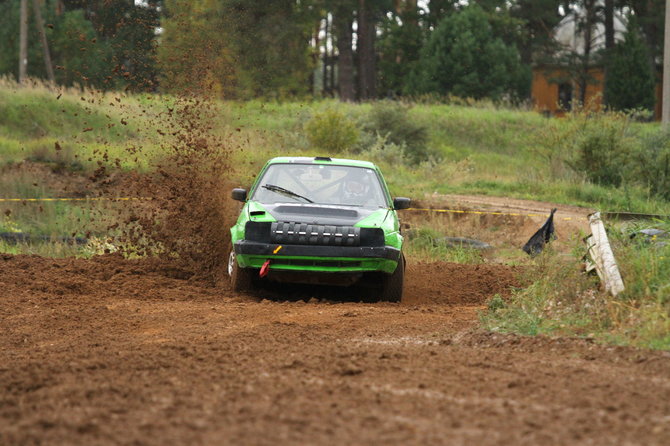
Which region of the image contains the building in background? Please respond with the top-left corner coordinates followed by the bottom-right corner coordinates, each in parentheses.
top-left (531, 8), bottom-right (662, 118)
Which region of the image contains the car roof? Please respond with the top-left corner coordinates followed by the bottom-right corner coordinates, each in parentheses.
top-left (266, 157), bottom-right (378, 170)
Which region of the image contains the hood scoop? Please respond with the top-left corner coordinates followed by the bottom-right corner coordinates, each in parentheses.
top-left (273, 205), bottom-right (359, 218)
top-left (265, 204), bottom-right (375, 226)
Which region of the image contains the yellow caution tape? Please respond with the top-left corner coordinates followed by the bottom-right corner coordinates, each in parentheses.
top-left (0, 197), bottom-right (151, 202)
top-left (405, 207), bottom-right (581, 221)
top-left (0, 198), bottom-right (583, 221)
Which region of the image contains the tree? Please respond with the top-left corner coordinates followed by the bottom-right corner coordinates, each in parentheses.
top-left (333, 3), bottom-right (356, 101)
top-left (604, 15), bottom-right (655, 111)
top-left (222, 0), bottom-right (316, 98)
top-left (423, 0), bottom-right (458, 30)
top-left (410, 4), bottom-right (530, 100)
top-left (620, 0), bottom-right (665, 75)
top-left (510, 0), bottom-right (568, 65)
top-left (377, 2), bottom-right (424, 96)
top-left (50, 9), bottom-right (113, 87)
top-left (157, 0), bottom-right (235, 96)
top-left (0, 0), bottom-right (114, 87)
top-left (91, 0), bottom-right (161, 91)
top-left (357, 0), bottom-right (377, 99)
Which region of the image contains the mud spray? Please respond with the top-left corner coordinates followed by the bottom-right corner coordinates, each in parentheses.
top-left (119, 94), bottom-right (234, 282)
top-left (69, 42), bottom-right (238, 283)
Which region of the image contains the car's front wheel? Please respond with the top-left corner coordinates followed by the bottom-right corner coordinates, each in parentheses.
top-left (379, 255), bottom-right (404, 302)
top-left (228, 249), bottom-right (254, 292)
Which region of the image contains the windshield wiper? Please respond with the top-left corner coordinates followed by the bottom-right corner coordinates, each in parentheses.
top-left (262, 184), bottom-right (313, 203)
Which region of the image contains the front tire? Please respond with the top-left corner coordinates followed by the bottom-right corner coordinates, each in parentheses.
top-left (228, 249), bottom-right (253, 292)
top-left (379, 255), bottom-right (405, 302)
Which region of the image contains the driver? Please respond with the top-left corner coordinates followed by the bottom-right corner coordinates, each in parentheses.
top-left (342, 171), bottom-right (370, 205)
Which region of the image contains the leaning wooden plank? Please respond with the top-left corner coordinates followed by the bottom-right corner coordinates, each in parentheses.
top-left (583, 234), bottom-right (598, 274)
top-left (588, 212), bottom-right (625, 297)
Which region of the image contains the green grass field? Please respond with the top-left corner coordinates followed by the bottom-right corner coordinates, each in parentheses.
top-left (1, 80), bottom-right (668, 349)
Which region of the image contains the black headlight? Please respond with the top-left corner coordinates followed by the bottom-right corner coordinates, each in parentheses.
top-left (360, 228), bottom-right (385, 247)
top-left (244, 221), bottom-right (272, 243)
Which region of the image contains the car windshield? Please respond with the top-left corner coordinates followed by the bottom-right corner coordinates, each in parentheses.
top-left (252, 163), bottom-right (388, 208)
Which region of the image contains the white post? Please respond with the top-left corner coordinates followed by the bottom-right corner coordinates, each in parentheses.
top-left (588, 212), bottom-right (625, 297)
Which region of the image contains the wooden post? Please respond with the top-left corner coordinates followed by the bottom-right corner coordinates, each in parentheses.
top-left (587, 212), bottom-right (625, 296)
top-left (19, 0), bottom-right (28, 83)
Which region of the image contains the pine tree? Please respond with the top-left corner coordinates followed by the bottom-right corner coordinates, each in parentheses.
top-left (604, 16), bottom-right (655, 112)
top-left (410, 4), bottom-right (530, 100)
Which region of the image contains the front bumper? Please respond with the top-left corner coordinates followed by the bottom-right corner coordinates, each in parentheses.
top-left (234, 240), bottom-right (401, 273)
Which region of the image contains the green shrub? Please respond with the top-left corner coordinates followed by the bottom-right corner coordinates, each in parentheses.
top-left (405, 227), bottom-right (484, 263)
top-left (636, 131), bottom-right (670, 200)
top-left (24, 140), bottom-right (84, 173)
top-left (571, 113), bottom-right (634, 187)
top-left (362, 101), bottom-right (432, 163)
top-left (304, 109), bottom-right (360, 153)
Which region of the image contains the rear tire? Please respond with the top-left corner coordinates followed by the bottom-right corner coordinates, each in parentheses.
top-left (379, 255), bottom-right (404, 302)
top-left (228, 249), bottom-right (253, 292)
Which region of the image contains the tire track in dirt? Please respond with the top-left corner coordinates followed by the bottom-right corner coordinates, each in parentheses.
top-left (2, 254), bottom-right (669, 445)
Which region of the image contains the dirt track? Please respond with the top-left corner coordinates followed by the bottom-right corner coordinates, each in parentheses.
top-left (2, 254), bottom-right (670, 445)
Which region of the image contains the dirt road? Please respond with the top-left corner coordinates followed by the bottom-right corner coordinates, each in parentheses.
top-left (2, 254), bottom-right (670, 445)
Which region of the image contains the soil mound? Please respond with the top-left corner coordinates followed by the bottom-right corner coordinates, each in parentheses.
top-left (403, 261), bottom-right (522, 305)
top-left (0, 254), bottom-right (228, 303)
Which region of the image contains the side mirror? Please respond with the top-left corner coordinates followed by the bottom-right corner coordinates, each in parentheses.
top-left (393, 197), bottom-right (411, 210)
top-left (232, 188), bottom-right (247, 202)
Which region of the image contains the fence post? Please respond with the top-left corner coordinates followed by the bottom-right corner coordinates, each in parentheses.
top-left (586, 212), bottom-right (625, 296)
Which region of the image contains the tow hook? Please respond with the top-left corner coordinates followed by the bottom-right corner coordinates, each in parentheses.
top-left (260, 260), bottom-right (271, 278)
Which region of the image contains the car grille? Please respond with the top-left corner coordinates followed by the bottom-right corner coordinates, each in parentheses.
top-left (244, 221), bottom-right (384, 247)
top-left (272, 222), bottom-right (360, 246)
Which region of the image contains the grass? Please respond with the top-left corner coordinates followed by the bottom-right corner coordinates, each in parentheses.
top-left (1, 79), bottom-right (670, 349)
top-left (481, 220), bottom-right (670, 349)
top-left (404, 226), bottom-right (486, 264)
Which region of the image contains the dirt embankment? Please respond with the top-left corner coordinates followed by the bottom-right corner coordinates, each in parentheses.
top-left (2, 254), bottom-right (670, 446)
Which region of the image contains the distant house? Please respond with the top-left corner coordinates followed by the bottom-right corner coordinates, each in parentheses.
top-left (531, 10), bottom-right (662, 118)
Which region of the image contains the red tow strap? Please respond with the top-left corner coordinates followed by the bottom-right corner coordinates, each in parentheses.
top-left (259, 260), bottom-right (271, 278)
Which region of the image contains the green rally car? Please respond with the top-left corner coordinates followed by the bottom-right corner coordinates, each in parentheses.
top-left (228, 156), bottom-right (410, 301)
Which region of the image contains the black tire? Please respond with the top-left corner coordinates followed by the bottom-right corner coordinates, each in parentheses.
top-left (379, 255), bottom-right (405, 302)
top-left (228, 249), bottom-right (254, 292)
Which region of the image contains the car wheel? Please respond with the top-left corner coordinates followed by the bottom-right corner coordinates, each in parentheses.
top-left (379, 254), bottom-right (404, 302)
top-left (228, 249), bottom-right (253, 292)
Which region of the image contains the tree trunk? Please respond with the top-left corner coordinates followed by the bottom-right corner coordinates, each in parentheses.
top-left (323, 15), bottom-right (330, 96)
top-left (604, 0), bottom-right (615, 49)
top-left (603, 0), bottom-right (614, 105)
top-left (579, 0), bottom-right (597, 106)
top-left (19, 0), bottom-right (28, 83)
top-left (311, 22), bottom-right (320, 95)
top-left (357, 0), bottom-right (376, 100)
top-left (335, 12), bottom-right (355, 102)
top-left (32, 0), bottom-right (55, 84)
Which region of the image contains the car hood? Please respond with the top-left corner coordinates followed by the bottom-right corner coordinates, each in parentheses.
top-left (257, 203), bottom-right (389, 227)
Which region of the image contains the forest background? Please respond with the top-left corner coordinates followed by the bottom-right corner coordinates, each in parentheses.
top-left (0, 0), bottom-right (665, 112)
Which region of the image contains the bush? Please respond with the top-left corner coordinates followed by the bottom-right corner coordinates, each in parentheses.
top-left (571, 114), bottom-right (634, 187)
top-left (557, 112), bottom-right (670, 200)
top-left (362, 101), bottom-right (433, 163)
top-left (304, 109), bottom-right (360, 153)
top-left (636, 131), bottom-right (670, 200)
